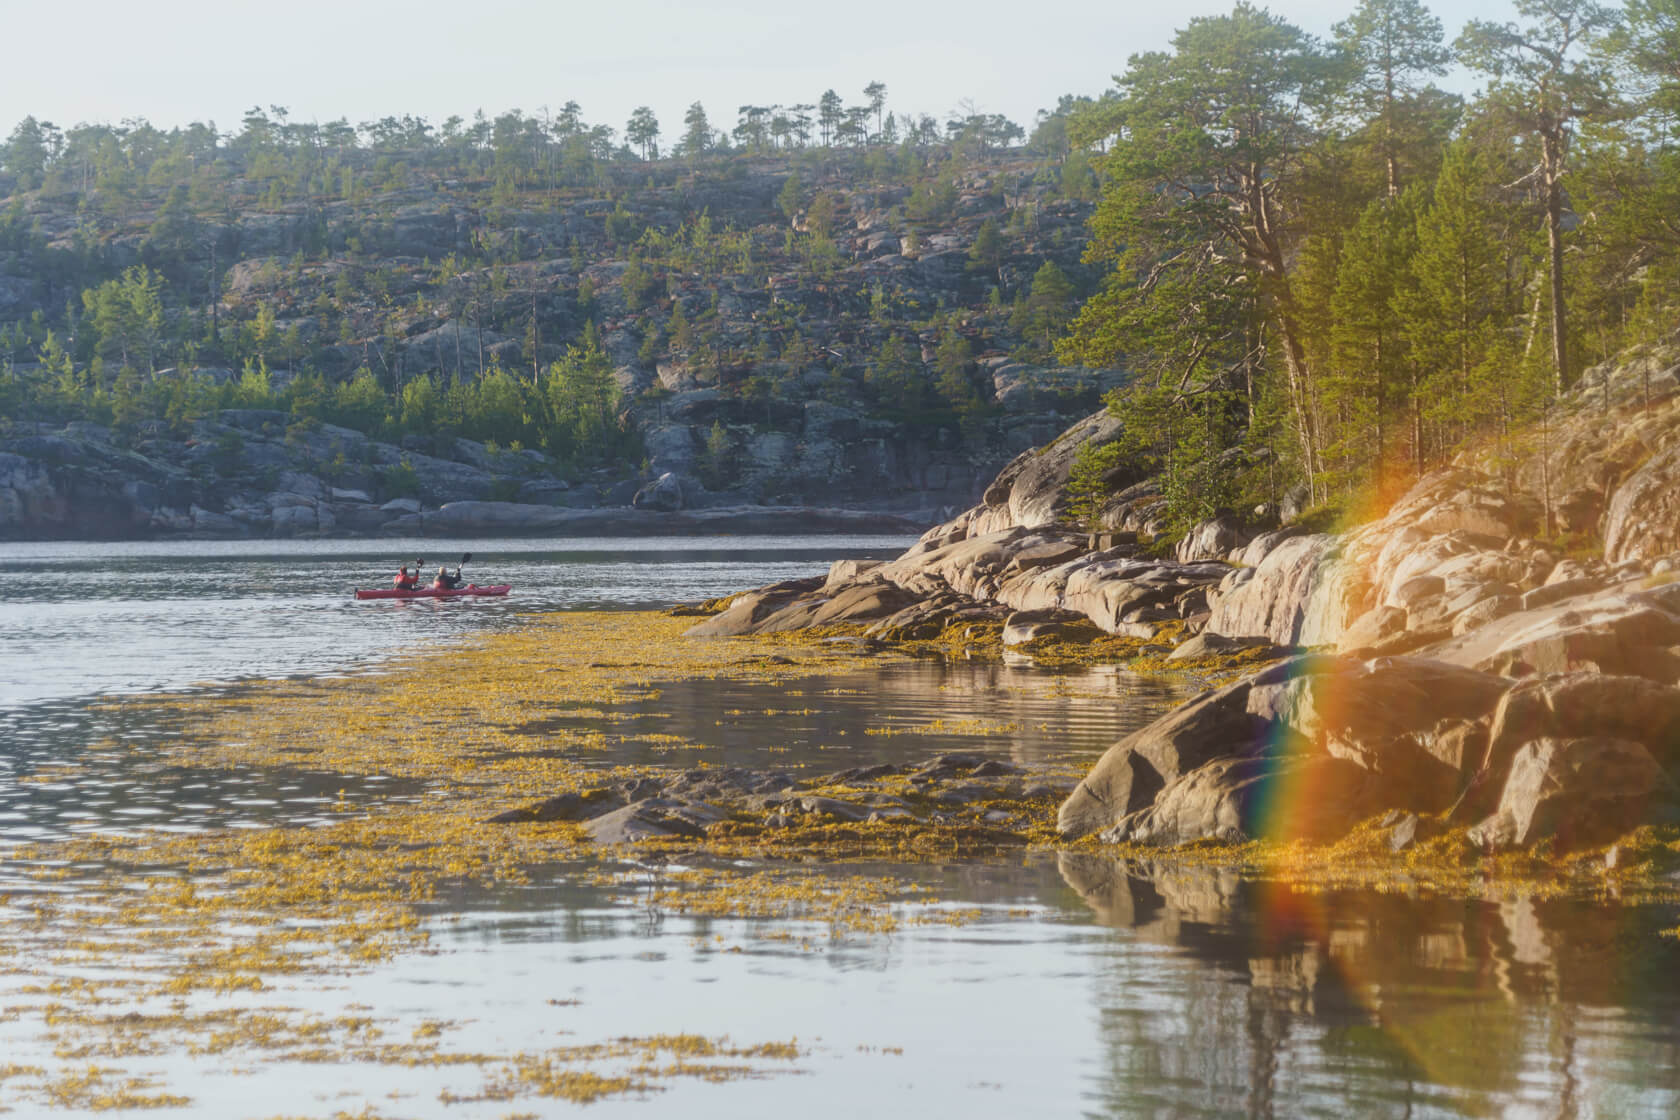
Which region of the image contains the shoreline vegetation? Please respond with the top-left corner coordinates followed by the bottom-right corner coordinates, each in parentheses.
top-left (6, 609), bottom-right (1679, 1110)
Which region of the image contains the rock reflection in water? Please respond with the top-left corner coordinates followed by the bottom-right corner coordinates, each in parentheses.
top-left (1060, 853), bottom-right (1680, 1117)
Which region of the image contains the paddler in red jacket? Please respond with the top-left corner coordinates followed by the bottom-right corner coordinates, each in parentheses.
top-left (394, 559), bottom-right (423, 590)
top-left (432, 565), bottom-right (463, 591)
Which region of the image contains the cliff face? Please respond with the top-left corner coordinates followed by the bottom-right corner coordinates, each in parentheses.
top-left (697, 338), bottom-right (1680, 855)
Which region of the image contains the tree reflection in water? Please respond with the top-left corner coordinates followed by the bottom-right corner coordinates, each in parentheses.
top-left (1059, 853), bottom-right (1680, 1118)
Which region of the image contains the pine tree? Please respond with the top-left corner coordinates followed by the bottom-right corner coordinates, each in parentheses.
top-left (863, 81), bottom-right (888, 139)
top-left (818, 90), bottom-right (843, 146)
top-left (1398, 141), bottom-right (1508, 464)
top-left (869, 333), bottom-right (924, 413)
top-left (543, 330), bottom-right (619, 460)
top-left (625, 107), bottom-right (660, 159)
top-left (1064, 3), bottom-right (1341, 502)
top-left (680, 102), bottom-right (712, 160)
top-left (933, 325), bottom-right (976, 407)
top-left (1332, 0), bottom-right (1454, 196)
top-left (1457, 0), bottom-right (1624, 392)
top-left (967, 219), bottom-right (1004, 290)
top-left (1020, 261), bottom-right (1076, 354)
top-left (1325, 193), bottom-right (1420, 489)
top-left (668, 301), bottom-right (692, 351)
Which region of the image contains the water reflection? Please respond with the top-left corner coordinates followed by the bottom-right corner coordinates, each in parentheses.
top-left (599, 661), bottom-right (1190, 772)
top-left (1060, 853), bottom-right (1680, 1118)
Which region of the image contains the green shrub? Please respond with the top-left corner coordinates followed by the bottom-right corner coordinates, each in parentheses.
top-left (379, 458), bottom-right (421, 499)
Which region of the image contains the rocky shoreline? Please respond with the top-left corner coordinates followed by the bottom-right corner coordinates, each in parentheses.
top-left (0, 410), bottom-right (930, 540)
top-left (686, 343), bottom-right (1680, 858)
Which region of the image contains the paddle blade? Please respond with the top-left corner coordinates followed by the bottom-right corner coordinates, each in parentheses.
top-left (460, 552), bottom-right (472, 566)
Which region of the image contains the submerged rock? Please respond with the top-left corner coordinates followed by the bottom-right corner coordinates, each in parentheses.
top-left (485, 789), bottom-right (624, 823)
top-left (487, 755), bottom-right (1039, 850)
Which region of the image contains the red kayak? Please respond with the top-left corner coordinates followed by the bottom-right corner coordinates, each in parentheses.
top-left (354, 584), bottom-right (512, 601)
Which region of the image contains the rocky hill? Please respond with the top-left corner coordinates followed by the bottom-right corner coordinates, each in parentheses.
top-left (692, 334), bottom-right (1680, 857)
top-left (1, 141), bottom-right (1120, 539)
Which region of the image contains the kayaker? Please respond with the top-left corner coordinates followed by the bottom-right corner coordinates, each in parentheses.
top-left (433, 565), bottom-right (463, 591)
top-left (394, 559), bottom-right (423, 590)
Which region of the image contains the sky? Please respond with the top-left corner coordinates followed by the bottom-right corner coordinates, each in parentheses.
top-left (0, 0), bottom-right (1526, 142)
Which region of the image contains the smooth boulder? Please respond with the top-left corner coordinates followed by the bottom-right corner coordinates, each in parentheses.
top-left (1058, 679), bottom-right (1263, 839)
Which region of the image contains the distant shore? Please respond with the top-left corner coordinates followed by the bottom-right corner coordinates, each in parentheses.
top-left (0, 501), bottom-right (933, 543)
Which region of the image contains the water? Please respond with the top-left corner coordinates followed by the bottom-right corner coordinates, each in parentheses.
top-left (0, 535), bottom-right (914, 707)
top-left (4, 539), bottom-right (1680, 1117)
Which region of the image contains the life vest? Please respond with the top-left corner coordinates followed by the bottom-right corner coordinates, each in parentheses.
top-left (394, 570), bottom-right (418, 589)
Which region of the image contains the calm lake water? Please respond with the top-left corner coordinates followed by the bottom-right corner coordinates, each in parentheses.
top-left (4, 538), bottom-right (1680, 1117)
top-left (0, 535), bottom-right (916, 707)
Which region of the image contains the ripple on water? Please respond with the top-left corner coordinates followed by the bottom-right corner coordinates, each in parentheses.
top-left (0, 691), bottom-right (429, 848)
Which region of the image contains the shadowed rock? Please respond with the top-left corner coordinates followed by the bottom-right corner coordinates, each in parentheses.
top-left (1104, 754), bottom-right (1384, 846)
top-left (1469, 737), bottom-right (1674, 851)
top-left (1059, 679), bottom-right (1263, 839)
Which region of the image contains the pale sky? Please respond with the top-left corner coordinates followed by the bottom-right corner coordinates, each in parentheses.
top-left (0, 0), bottom-right (1525, 140)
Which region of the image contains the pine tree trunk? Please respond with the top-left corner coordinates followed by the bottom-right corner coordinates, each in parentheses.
top-left (1411, 378), bottom-right (1423, 479)
top-left (1275, 310), bottom-right (1321, 505)
top-left (1247, 173), bottom-right (1320, 503)
top-left (1373, 337), bottom-right (1385, 494)
top-left (1544, 132), bottom-right (1568, 395)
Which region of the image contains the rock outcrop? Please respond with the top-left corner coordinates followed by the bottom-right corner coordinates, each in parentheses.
top-left (1053, 347), bottom-right (1680, 852)
top-left (0, 413), bottom-right (928, 540)
top-left (695, 338), bottom-right (1680, 855)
